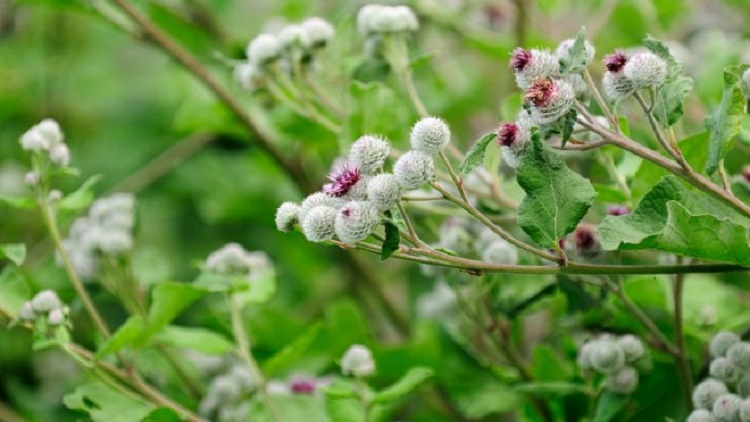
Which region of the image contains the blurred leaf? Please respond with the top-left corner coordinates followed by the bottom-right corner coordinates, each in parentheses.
top-left (142, 408), bottom-right (182, 422)
top-left (345, 81), bottom-right (410, 143)
top-left (705, 65), bottom-right (749, 175)
top-left (600, 176), bottom-right (750, 265)
top-left (644, 37), bottom-right (693, 127)
top-left (59, 175), bottom-right (102, 211)
top-left (381, 215), bottom-right (400, 261)
top-left (410, 52), bottom-right (435, 70)
top-left (373, 367), bottom-right (434, 404)
top-left (324, 379), bottom-right (366, 422)
top-left (0, 195), bottom-right (35, 209)
top-left (0, 243), bottom-right (26, 266)
top-left (559, 27), bottom-right (588, 74)
top-left (63, 382), bottom-right (156, 422)
top-left (594, 183), bottom-right (629, 203)
top-left (516, 129), bottom-right (596, 248)
top-left (514, 382), bottom-right (588, 396)
top-left (152, 325), bottom-right (233, 355)
top-left (234, 269), bottom-right (277, 306)
top-left (531, 345), bottom-right (574, 381)
top-left (264, 322), bottom-right (323, 376)
top-left (560, 109), bottom-right (577, 147)
top-left (96, 315), bottom-right (147, 358)
top-left (0, 268), bottom-right (29, 317)
top-left (458, 132), bottom-right (496, 175)
top-left (593, 392), bottom-right (629, 422)
top-left (353, 59), bottom-right (391, 83)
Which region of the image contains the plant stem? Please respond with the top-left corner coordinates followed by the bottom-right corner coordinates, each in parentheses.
top-left (396, 200), bottom-right (420, 245)
top-left (229, 296), bottom-right (282, 422)
top-left (438, 151), bottom-right (469, 203)
top-left (673, 269), bottom-right (694, 412)
top-left (583, 68), bottom-right (619, 132)
top-left (718, 159), bottom-right (734, 194)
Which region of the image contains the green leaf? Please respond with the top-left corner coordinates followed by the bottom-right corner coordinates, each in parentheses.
top-left (458, 133), bottom-right (497, 175)
top-left (705, 65), bottom-right (749, 175)
top-left (593, 392), bottom-right (629, 422)
top-left (380, 214), bottom-right (400, 261)
top-left (152, 325), bottom-right (233, 355)
top-left (324, 380), bottom-right (366, 422)
top-left (644, 36), bottom-right (694, 127)
top-left (513, 382), bottom-right (588, 396)
top-left (0, 195), bottom-right (35, 209)
top-left (559, 26), bottom-right (588, 74)
top-left (372, 367), bottom-right (434, 404)
top-left (0, 268), bottom-right (29, 317)
top-left (58, 175), bottom-right (102, 211)
top-left (516, 129), bottom-right (596, 247)
top-left (263, 322), bottom-right (323, 376)
top-left (234, 269), bottom-right (277, 306)
top-left (0, 244), bottom-right (26, 266)
top-left (560, 108), bottom-right (578, 147)
top-left (96, 316), bottom-right (147, 358)
top-left (600, 176), bottom-right (750, 266)
top-left (64, 383), bottom-right (155, 422)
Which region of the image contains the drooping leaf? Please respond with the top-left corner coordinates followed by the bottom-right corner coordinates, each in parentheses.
top-left (560, 108), bottom-right (578, 147)
top-left (600, 176), bottom-right (750, 266)
top-left (705, 65), bottom-right (749, 175)
top-left (513, 382), bottom-right (588, 396)
top-left (0, 268), bottom-right (29, 317)
top-left (58, 175), bottom-right (102, 211)
top-left (516, 129), bottom-right (596, 248)
top-left (96, 316), bottom-right (147, 358)
top-left (324, 380), bottom-right (366, 422)
top-left (263, 322), bottom-right (323, 376)
top-left (458, 133), bottom-right (497, 175)
top-left (0, 195), bottom-right (35, 209)
top-left (372, 367), bottom-right (434, 404)
top-left (644, 36), bottom-right (694, 127)
top-left (380, 213), bottom-right (400, 261)
top-left (152, 326), bottom-right (234, 355)
top-left (63, 383), bottom-right (156, 422)
top-left (592, 391), bottom-right (629, 422)
top-left (559, 26), bottom-right (588, 74)
top-left (0, 244), bottom-right (26, 266)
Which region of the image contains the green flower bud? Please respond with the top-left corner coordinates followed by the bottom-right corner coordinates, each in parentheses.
top-left (713, 394), bottom-right (742, 422)
top-left (367, 174), bottom-right (400, 212)
top-left (301, 206), bottom-right (338, 243)
top-left (410, 117), bottom-right (451, 155)
top-left (617, 335), bottom-right (645, 364)
top-left (604, 366), bottom-right (639, 395)
top-left (693, 379), bottom-right (729, 410)
top-left (335, 201), bottom-right (380, 244)
top-left (275, 202), bottom-right (301, 233)
top-left (393, 151), bottom-right (434, 190)
top-left (711, 331), bottom-right (741, 359)
top-left (590, 339), bottom-right (626, 375)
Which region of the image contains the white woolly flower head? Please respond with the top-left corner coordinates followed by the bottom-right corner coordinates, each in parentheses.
top-left (20, 118), bottom-right (64, 152)
top-left (728, 342), bottom-right (750, 370)
top-left (49, 143), bottom-right (70, 167)
top-left (603, 71), bottom-right (635, 102)
top-left (686, 409), bottom-right (716, 422)
top-left (275, 201), bottom-right (301, 233)
top-left (589, 338), bottom-right (626, 374)
top-left (301, 206), bottom-right (338, 243)
top-left (622, 52), bottom-right (667, 90)
top-left (246, 33), bottom-right (282, 66)
top-left (710, 331), bottom-right (741, 358)
top-left (713, 394), bottom-right (742, 421)
top-left (341, 344), bottom-right (375, 377)
top-left (481, 239), bottom-right (518, 265)
top-left (616, 335), bottom-right (645, 364)
top-left (410, 117), bottom-right (451, 154)
top-left (334, 200), bottom-right (380, 244)
top-left (31, 290), bottom-right (62, 313)
top-left (278, 24), bottom-right (311, 50)
top-left (393, 150), bottom-right (434, 190)
top-left (604, 366), bottom-right (638, 394)
top-left (233, 62), bottom-right (264, 91)
top-left (498, 111), bottom-right (534, 169)
top-left (710, 357), bottom-right (740, 384)
top-left (525, 78), bottom-right (575, 125)
top-left (555, 38), bottom-right (596, 68)
top-left (301, 17), bottom-right (335, 48)
top-left (357, 5), bottom-right (384, 34)
top-left (18, 302), bottom-right (36, 321)
top-left (358, 5), bottom-right (418, 34)
top-left (349, 135), bottom-right (391, 174)
top-left (510, 48), bottom-right (560, 90)
top-left (205, 243), bottom-right (271, 280)
top-left (24, 171), bottom-right (39, 186)
top-left (367, 174), bottom-right (400, 211)
top-left (299, 192), bottom-right (345, 223)
top-left (48, 308), bottom-right (66, 326)
top-left (692, 379), bottom-right (729, 410)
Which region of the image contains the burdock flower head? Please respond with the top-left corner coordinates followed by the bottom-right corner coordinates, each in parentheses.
top-left (602, 50), bottom-right (635, 101)
top-left (555, 38), bottom-right (596, 68)
top-left (623, 52), bottom-right (668, 90)
top-left (323, 162), bottom-right (362, 198)
top-left (524, 78), bottom-right (575, 125)
top-left (510, 48), bottom-right (560, 90)
top-left (335, 201), bottom-right (379, 244)
top-left (497, 112), bottom-right (533, 168)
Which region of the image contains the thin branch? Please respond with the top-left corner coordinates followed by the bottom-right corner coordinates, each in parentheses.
top-left (583, 68), bottom-right (619, 133)
top-left (673, 268), bottom-right (694, 412)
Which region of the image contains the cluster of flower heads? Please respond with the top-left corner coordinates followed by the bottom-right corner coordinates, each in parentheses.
top-left (18, 290), bottom-right (68, 327)
top-left (234, 17), bottom-right (335, 91)
top-left (341, 344), bottom-right (375, 377)
top-left (275, 117), bottom-right (449, 245)
top-left (356, 4), bottom-right (419, 35)
top-left (20, 119), bottom-right (70, 182)
top-left (498, 38), bottom-right (595, 168)
top-left (204, 243), bottom-right (272, 280)
top-left (687, 331), bottom-right (750, 422)
top-left (577, 333), bottom-right (650, 395)
top-left (61, 194), bottom-right (136, 280)
top-left (602, 49), bottom-right (668, 102)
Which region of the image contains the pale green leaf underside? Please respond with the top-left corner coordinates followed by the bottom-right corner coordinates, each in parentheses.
top-left (705, 65), bottom-right (749, 175)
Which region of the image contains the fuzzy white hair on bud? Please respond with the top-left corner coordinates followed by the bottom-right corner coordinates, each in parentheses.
top-left (234, 62), bottom-right (264, 92)
top-left (299, 192), bottom-right (345, 223)
top-left (565, 73), bottom-right (588, 98)
top-left (49, 144), bottom-right (71, 167)
top-left (710, 331), bottom-right (740, 358)
top-left (48, 308), bottom-right (66, 326)
top-left (31, 290), bottom-right (62, 313)
top-left (713, 394), bottom-right (742, 422)
top-left (686, 409), bottom-right (716, 422)
top-left (728, 342), bottom-right (750, 370)
top-left (24, 171), bottom-right (39, 186)
top-left (604, 366), bottom-right (639, 395)
top-left (341, 344), bottom-right (375, 377)
top-left (740, 399), bottom-right (750, 422)
top-left (693, 379), bottom-right (729, 410)
top-left (710, 357), bottom-right (740, 384)
top-left (367, 174), bottom-right (401, 211)
top-left (616, 335), bottom-right (645, 364)
top-left (358, 5), bottom-right (418, 34)
top-left (275, 202), bottom-right (301, 233)
top-left (278, 24), bottom-right (311, 50)
top-left (246, 33), bottom-right (282, 65)
top-left (349, 135), bottom-right (391, 174)
top-left (512, 49), bottom-right (560, 90)
top-left (410, 117), bottom-right (451, 154)
top-left (623, 52), bottom-right (667, 90)
top-left (526, 78), bottom-right (575, 125)
top-left (334, 201), bottom-right (379, 244)
top-left (393, 150), bottom-right (434, 190)
top-left (205, 243), bottom-right (271, 280)
top-left (18, 302), bottom-right (36, 321)
top-left (603, 71), bottom-right (635, 101)
top-left (357, 5), bottom-right (384, 34)
top-left (301, 17), bottom-right (335, 47)
top-left (498, 112), bottom-right (533, 169)
top-left (556, 38), bottom-right (596, 67)
top-left (301, 206), bottom-right (338, 243)
top-left (589, 339), bottom-right (626, 375)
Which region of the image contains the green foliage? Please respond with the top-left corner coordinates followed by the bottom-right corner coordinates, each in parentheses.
top-left (457, 132), bottom-right (496, 175)
top-left (0, 243), bottom-right (26, 266)
top-left (644, 37), bottom-right (694, 127)
top-left (58, 175), bottom-right (102, 211)
top-left (380, 212), bottom-right (400, 260)
top-left (705, 65), bottom-right (749, 175)
top-left (559, 26), bottom-right (588, 74)
top-left (516, 129), bottom-right (596, 248)
top-left (593, 392), bottom-right (629, 422)
top-left (63, 383), bottom-right (158, 422)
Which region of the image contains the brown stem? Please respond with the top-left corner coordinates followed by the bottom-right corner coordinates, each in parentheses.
top-left (673, 269), bottom-right (694, 412)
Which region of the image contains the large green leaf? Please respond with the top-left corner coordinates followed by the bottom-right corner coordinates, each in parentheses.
top-left (559, 26), bottom-right (588, 74)
top-left (600, 176), bottom-right (750, 266)
top-left (152, 326), bottom-right (234, 355)
top-left (63, 383), bottom-right (156, 422)
top-left (644, 37), bottom-right (693, 127)
top-left (705, 65), bottom-right (749, 175)
top-left (458, 133), bottom-right (496, 175)
top-left (516, 129), bottom-right (596, 248)
top-left (324, 380), bottom-right (366, 422)
top-left (0, 244), bottom-right (26, 266)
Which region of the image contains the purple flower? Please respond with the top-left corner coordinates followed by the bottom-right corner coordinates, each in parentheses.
top-left (497, 122), bottom-right (519, 147)
top-left (290, 379), bottom-right (317, 395)
top-left (606, 205), bottom-right (630, 216)
top-left (323, 163), bottom-right (361, 197)
top-left (603, 50), bottom-right (628, 73)
top-left (510, 48), bottom-right (533, 72)
top-left (742, 165), bottom-right (750, 184)
top-left (525, 79), bottom-right (556, 107)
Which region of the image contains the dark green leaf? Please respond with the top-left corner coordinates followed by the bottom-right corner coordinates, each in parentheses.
top-left (559, 26), bottom-right (588, 73)
top-left (373, 367), bottom-right (434, 404)
top-left (516, 129), bottom-right (596, 247)
top-left (513, 382), bottom-right (588, 396)
top-left (96, 316), bottom-right (147, 358)
top-left (380, 213), bottom-right (400, 261)
top-left (324, 380), bottom-right (366, 422)
top-left (593, 392), bottom-right (629, 422)
top-left (560, 108), bottom-right (578, 147)
top-left (0, 195), bottom-right (35, 209)
top-left (264, 322), bottom-right (323, 376)
top-left (644, 36), bottom-right (693, 127)
top-left (63, 383), bottom-right (155, 422)
top-left (0, 244), bottom-right (26, 266)
top-left (458, 133), bottom-right (497, 175)
top-left (58, 175), bottom-right (102, 211)
top-left (152, 325), bottom-right (234, 355)
top-left (705, 65), bottom-right (749, 175)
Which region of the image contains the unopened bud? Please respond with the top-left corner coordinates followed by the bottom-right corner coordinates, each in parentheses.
top-left (341, 344), bottom-right (375, 377)
top-left (511, 48), bottom-right (560, 90)
top-left (693, 379), bottom-right (729, 410)
top-left (18, 302), bottom-right (36, 321)
top-left (367, 174), bottom-right (400, 211)
top-left (48, 308), bottom-right (65, 325)
top-left (687, 409), bottom-right (717, 422)
top-left (24, 171), bottom-right (39, 186)
top-left (349, 135), bottom-right (390, 174)
top-left (335, 201), bottom-right (380, 244)
top-left (525, 78), bottom-right (575, 125)
top-left (617, 335), bottom-right (645, 364)
top-left (49, 143), bottom-right (70, 167)
top-left (275, 202), bottom-right (301, 233)
top-left (410, 117), bottom-right (451, 154)
top-left (301, 17), bottom-right (335, 48)
top-left (301, 206), bottom-right (338, 243)
top-left (623, 52), bottom-right (668, 90)
top-left (393, 151), bottom-right (434, 190)
top-left (246, 34), bottom-right (282, 66)
top-left (710, 357), bottom-right (740, 384)
top-left (604, 366), bottom-right (639, 394)
top-left (710, 331), bottom-right (740, 358)
top-left (590, 339), bottom-right (626, 374)
top-left (31, 290), bottom-right (62, 313)
top-left (713, 394), bottom-right (742, 422)
top-left (728, 342), bottom-right (750, 370)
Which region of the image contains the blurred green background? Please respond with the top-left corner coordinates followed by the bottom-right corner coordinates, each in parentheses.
top-left (1, 0), bottom-right (750, 420)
